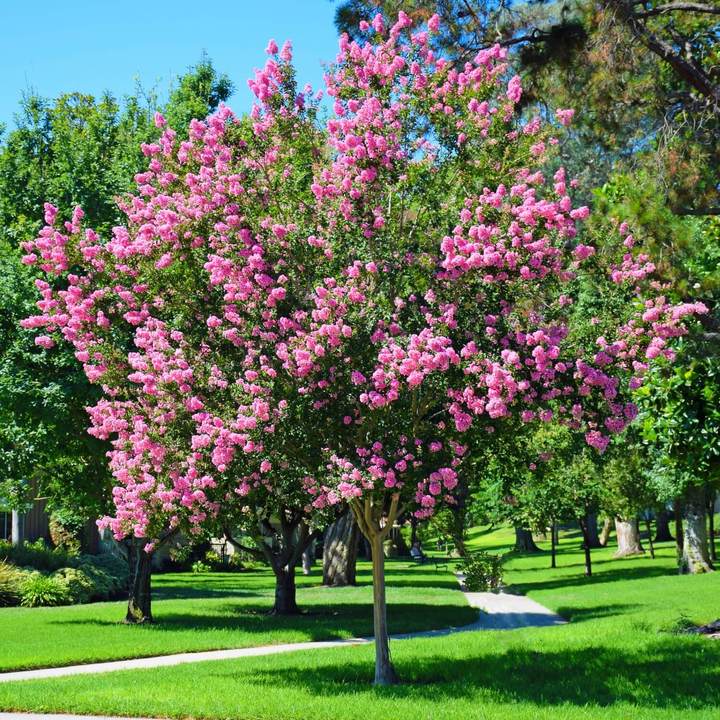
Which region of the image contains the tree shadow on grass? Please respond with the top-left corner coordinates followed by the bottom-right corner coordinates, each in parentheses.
top-left (509, 564), bottom-right (674, 595)
top-left (47, 601), bottom-right (477, 641)
top-left (553, 603), bottom-right (644, 623)
top-left (214, 636), bottom-right (720, 711)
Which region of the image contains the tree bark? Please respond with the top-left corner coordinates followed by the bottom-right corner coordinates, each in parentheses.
top-left (514, 526), bottom-right (540, 552)
top-left (644, 517), bottom-right (656, 559)
top-left (578, 517), bottom-right (593, 577)
top-left (351, 494), bottom-right (400, 686)
top-left (680, 485), bottom-right (713, 574)
top-left (674, 499), bottom-right (684, 559)
top-left (550, 522), bottom-right (557, 569)
top-left (599, 517), bottom-right (612, 547)
top-left (10, 510), bottom-right (24, 548)
top-left (614, 518), bottom-right (645, 557)
top-left (370, 533), bottom-right (398, 685)
top-left (583, 512), bottom-right (602, 548)
top-left (272, 565), bottom-right (300, 614)
top-left (302, 541), bottom-right (315, 576)
top-left (126, 542), bottom-right (153, 624)
top-left (707, 489), bottom-right (717, 563)
top-left (322, 511), bottom-right (359, 586)
top-left (654, 508), bottom-right (674, 542)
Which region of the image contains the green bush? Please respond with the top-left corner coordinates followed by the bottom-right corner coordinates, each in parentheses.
top-left (458, 551), bottom-right (503, 592)
top-left (192, 560), bottom-right (211, 573)
top-left (0, 538), bottom-right (76, 572)
top-left (52, 567), bottom-right (96, 603)
top-left (20, 574), bottom-right (71, 607)
top-left (77, 553), bottom-right (129, 595)
top-left (0, 561), bottom-right (27, 607)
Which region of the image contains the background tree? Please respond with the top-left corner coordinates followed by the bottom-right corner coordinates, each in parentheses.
top-left (0, 59), bottom-right (233, 552)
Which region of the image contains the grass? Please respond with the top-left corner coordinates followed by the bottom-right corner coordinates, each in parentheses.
top-left (0, 527), bottom-right (718, 719)
top-left (0, 561), bottom-right (474, 672)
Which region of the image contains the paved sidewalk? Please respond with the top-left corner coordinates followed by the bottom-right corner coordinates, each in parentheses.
top-left (0, 580), bottom-right (565, 685)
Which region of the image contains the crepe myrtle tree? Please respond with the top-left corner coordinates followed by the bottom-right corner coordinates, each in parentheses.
top-left (272, 13), bottom-right (705, 684)
top-left (20, 43), bottom-right (331, 621)
top-left (23, 12), bottom-right (704, 680)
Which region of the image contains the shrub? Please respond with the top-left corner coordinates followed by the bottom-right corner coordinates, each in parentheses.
top-left (192, 560), bottom-right (211, 573)
top-left (78, 553), bottom-right (129, 595)
top-left (20, 574), bottom-right (71, 607)
top-left (0, 561), bottom-right (27, 607)
top-left (458, 551), bottom-right (503, 592)
top-left (52, 567), bottom-right (96, 603)
top-left (0, 538), bottom-right (76, 572)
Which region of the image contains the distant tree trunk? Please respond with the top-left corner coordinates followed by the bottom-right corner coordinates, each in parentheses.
top-left (10, 510), bottom-right (24, 548)
top-left (654, 509), bottom-right (674, 542)
top-left (550, 522), bottom-right (557, 569)
top-left (323, 511), bottom-right (359, 587)
top-left (514, 526), bottom-right (540, 552)
top-left (126, 541), bottom-right (153, 624)
top-left (578, 517), bottom-right (593, 577)
top-left (674, 499), bottom-right (684, 562)
top-left (302, 541), bottom-right (314, 576)
top-left (680, 485), bottom-right (713, 574)
top-left (583, 512), bottom-right (602, 548)
top-left (410, 517), bottom-right (418, 548)
top-left (643, 517), bottom-right (656, 559)
top-left (599, 517), bottom-right (612, 547)
top-left (707, 489), bottom-right (717, 563)
top-left (614, 518), bottom-right (644, 557)
top-left (351, 494), bottom-right (401, 686)
top-left (388, 524), bottom-right (409, 557)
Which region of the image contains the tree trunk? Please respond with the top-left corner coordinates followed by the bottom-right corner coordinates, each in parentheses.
top-left (599, 517), bottom-right (612, 547)
top-left (644, 517), bottom-right (656, 559)
top-left (514, 526), bottom-right (540, 552)
top-left (370, 533), bottom-right (398, 685)
top-left (550, 522), bottom-right (557, 569)
top-left (578, 517), bottom-right (593, 577)
top-left (272, 564), bottom-right (300, 614)
top-left (707, 489), bottom-right (717, 563)
top-left (673, 498), bottom-right (685, 567)
top-left (680, 485), bottom-right (713, 574)
top-left (323, 511), bottom-right (359, 587)
top-left (654, 508), bottom-right (674, 542)
top-left (388, 525), bottom-right (409, 557)
top-left (302, 541), bottom-right (314, 576)
top-left (10, 510), bottom-right (24, 548)
top-left (126, 543), bottom-right (153, 624)
top-left (614, 518), bottom-right (645, 557)
top-left (350, 494), bottom-right (401, 686)
top-left (583, 512), bottom-right (602, 548)
top-left (410, 517), bottom-right (418, 548)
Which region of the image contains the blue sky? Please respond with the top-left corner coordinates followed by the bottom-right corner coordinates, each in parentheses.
top-left (0, 1), bottom-right (341, 129)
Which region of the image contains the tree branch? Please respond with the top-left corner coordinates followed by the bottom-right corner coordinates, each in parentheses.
top-left (606, 0), bottom-right (720, 104)
top-left (636, 2), bottom-right (720, 17)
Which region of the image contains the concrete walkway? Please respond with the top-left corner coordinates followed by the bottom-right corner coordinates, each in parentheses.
top-left (0, 581), bottom-right (564, 685)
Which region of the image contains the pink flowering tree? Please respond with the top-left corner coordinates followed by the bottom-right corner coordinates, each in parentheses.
top-left (23, 11), bottom-right (704, 679)
top-left (266, 13), bottom-right (704, 683)
top-left (21, 46), bottom-right (340, 620)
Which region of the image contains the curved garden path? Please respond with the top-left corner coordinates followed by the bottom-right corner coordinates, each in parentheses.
top-left (0, 581), bottom-right (564, 685)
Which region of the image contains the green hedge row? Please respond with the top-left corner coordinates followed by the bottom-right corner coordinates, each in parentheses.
top-left (0, 551), bottom-right (129, 607)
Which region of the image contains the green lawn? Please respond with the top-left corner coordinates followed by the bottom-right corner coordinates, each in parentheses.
top-left (0, 562), bottom-right (474, 672)
top-left (0, 528), bottom-right (718, 720)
